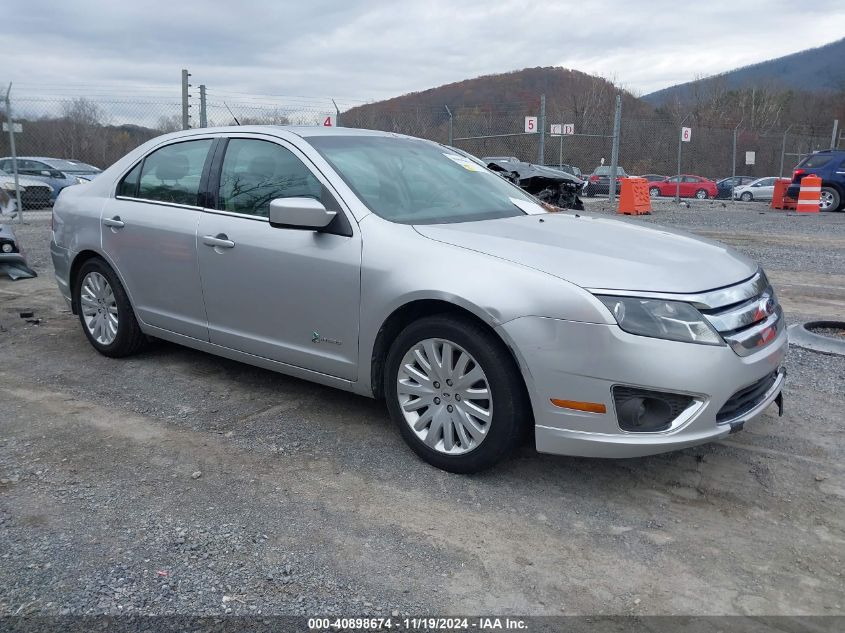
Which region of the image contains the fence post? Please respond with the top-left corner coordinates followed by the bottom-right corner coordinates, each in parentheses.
top-left (608, 94), bottom-right (622, 203)
top-left (3, 83), bottom-right (23, 224)
top-left (538, 94), bottom-right (545, 165)
top-left (731, 119), bottom-right (742, 200)
top-left (332, 99), bottom-right (341, 127)
top-left (199, 85), bottom-right (207, 128)
top-left (675, 114), bottom-right (691, 203)
top-left (181, 69), bottom-right (191, 130)
top-left (831, 119), bottom-right (839, 150)
top-left (779, 124), bottom-right (792, 177)
top-left (445, 105), bottom-right (453, 146)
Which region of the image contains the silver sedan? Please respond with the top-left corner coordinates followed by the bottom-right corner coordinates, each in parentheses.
top-left (50, 127), bottom-right (788, 472)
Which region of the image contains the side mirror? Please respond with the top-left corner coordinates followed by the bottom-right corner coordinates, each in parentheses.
top-left (268, 197), bottom-right (336, 231)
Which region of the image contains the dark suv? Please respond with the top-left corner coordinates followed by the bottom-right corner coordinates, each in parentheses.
top-left (786, 150), bottom-right (845, 211)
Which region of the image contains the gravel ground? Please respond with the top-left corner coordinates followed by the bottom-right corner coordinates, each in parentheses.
top-left (1, 201), bottom-right (844, 618)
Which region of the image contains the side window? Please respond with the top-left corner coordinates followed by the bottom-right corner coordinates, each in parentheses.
top-left (217, 139), bottom-right (323, 217)
top-left (667, 176), bottom-right (680, 183)
top-left (137, 139), bottom-right (212, 206)
top-left (116, 162), bottom-right (142, 198)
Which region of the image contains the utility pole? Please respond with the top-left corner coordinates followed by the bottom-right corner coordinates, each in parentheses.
top-left (198, 85), bottom-right (207, 128)
top-left (831, 119), bottom-right (839, 150)
top-left (675, 113), bottom-right (691, 203)
top-left (731, 119), bottom-right (743, 199)
top-left (181, 69), bottom-right (191, 130)
top-left (538, 94), bottom-right (546, 165)
top-left (332, 99), bottom-right (341, 127)
top-left (779, 124), bottom-right (792, 177)
top-left (4, 83), bottom-right (23, 224)
top-left (608, 94), bottom-right (622, 203)
top-left (445, 105), bottom-right (453, 146)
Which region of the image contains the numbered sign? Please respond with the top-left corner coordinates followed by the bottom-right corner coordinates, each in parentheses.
top-left (681, 127), bottom-right (692, 142)
top-left (524, 116), bottom-right (537, 134)
top-left (550, 123), bottom-right (561, 135)
top-left (322, 115), bottom-right (333, 127)
top-left (2, 122), bottom-right (22, 133)
top-left (562, 123), bottom-right (575, 135)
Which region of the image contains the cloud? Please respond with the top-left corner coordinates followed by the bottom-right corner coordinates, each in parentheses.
top-left (3, 0), bottom-right (844, 105)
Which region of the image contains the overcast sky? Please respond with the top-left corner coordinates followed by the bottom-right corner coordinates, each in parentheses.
top-left (4, 0), bottom-right (845, 105)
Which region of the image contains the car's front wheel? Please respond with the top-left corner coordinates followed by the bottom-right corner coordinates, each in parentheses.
top-left (384, 315), bottom-right (528, 473)
top-left (741, 192), bottom-right (753, 202)
top-left (74, 258), bottom-right (148, 358)
top-left (820, 187), bottom-right (841, 212)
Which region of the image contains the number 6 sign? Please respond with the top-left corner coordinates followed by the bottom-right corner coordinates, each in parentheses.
top-left (525, 116), bottom-right (537, 134)
top-left (681, 126), bottom-right (692, 142)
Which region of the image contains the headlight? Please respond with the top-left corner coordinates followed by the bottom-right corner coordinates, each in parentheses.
top-left (75, 176), bottom-right (88, 184)
top-left (597, 296), bottom-right (723, 345)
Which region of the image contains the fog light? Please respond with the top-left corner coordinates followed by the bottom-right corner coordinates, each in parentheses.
top-left (1, 242), bottom-right (14, 253)
top-left (612, 386), bottom-right (694, 432)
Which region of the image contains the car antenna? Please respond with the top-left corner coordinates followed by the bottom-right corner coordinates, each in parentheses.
top-left (224, 102), bottom-right (240, 126)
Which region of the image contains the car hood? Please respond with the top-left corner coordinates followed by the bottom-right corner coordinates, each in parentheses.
top-left (1, 174), bottom-right (53, 190)
top-left (414, 213), bottom-right (757, 293)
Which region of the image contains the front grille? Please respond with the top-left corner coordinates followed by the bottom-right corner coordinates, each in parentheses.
top-left (716, 371), bottom-right (778, 423)
top-left (698, 272), bottom-right (784, 356)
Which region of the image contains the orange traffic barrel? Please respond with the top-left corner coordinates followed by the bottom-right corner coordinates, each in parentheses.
top-left (771, 178), bottom-right (796, 210)
top-left (796, 175), bottom-right (822, 213)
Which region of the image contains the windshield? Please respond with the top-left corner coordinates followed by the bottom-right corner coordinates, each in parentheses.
top-left (308, 136), bottom-right (535, 224)
top-left (43, 159), bottom-right (101, 173)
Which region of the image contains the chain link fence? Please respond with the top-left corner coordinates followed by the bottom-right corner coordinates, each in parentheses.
top-left (1, 84), bottom-right (839, 209)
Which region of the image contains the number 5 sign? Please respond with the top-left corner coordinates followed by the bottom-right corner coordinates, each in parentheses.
top-left (681, 126), bottom-right (692, 142)
top-left (524, 116), bottom-right (537, 134)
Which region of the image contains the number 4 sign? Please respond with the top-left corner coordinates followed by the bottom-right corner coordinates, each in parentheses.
top-left (681, 127), bottom-right (692, 142)
top-left (323, 115), bottom-right (333, 127)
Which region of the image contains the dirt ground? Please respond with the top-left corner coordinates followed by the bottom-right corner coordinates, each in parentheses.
top-left (1, 200), bottom-right (843, 617)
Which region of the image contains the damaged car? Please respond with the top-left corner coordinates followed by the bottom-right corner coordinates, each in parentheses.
top-left (483, 157), bottom-right (585, 210)
top-left (0, 223), bottom-right (38, 280)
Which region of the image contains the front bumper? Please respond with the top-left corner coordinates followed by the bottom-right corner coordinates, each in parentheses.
top-left (497, 316), bottom-right (788, 458)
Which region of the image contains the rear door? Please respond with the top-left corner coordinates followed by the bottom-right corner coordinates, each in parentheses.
top-left (101, 137), bottom-right (214, 340)
top-left (196, 136), bottom-right (362, 380)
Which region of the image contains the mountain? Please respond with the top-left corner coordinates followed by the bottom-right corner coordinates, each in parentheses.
top-left (342, 67), bottom-right (650, 122)
top-left (643, 38), bottom-right (845, 105)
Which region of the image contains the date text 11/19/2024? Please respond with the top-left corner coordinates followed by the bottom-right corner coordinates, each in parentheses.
top-left (308, 616), bottom-right (528, 630)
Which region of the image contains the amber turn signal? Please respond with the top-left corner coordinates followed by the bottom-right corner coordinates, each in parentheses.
top-left (550, 399), bottom-right (607, 414)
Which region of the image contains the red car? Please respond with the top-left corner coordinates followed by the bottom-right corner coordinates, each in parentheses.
top-left (648, 174), bottom-right (718, 199)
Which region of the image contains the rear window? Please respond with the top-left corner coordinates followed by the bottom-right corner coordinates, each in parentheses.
top-left (797, 154), bottom-right (832, 169)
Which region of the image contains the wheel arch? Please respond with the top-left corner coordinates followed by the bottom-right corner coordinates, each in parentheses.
top-left (368, 298), bottom-right (528, 402)
top-left (68, 249), bottom-right (136, 316)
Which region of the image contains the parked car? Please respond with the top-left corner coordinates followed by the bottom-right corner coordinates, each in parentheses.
top-left (51, 126), bottom-right (787, 472)
top-left (552, 163), bottom-right (582, 178)
top-left (585, 165), bottom-right (629, 196)
top-left (648, 175), bottom-right (718, 199)
top-left (639, 174), bottom-right (667, 182)
top-left (0, 168), bottom-right (54, 209)
top-left (716, 175), bottom-right (755, 199)
top-left (0, 157), bottom-right (102, 202)
top-left (733, 177), bottom-right (778, 202)
top-left (786, 149), bottom-right (845, 211)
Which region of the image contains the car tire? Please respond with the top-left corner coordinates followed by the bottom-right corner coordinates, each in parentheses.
top-left (649, 187), bottom-right (660, 198)
top-left (695, 189), bottom-right (708, 199)
top-left (741, 192), bottom-right (753, 202)
top-left (820, 187), bottom-right (841, 212)
top-left (384, 314), bottom-right (529, 473)
top-left (74, 258), bottom-right (148, 358)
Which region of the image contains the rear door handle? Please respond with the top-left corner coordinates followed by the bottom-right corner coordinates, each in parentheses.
top-left (103, 216), bottom-right (125, 228)
top-left (202, 234), bottom-right (235, 249)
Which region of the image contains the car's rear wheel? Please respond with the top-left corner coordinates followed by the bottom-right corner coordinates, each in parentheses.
top-left (74, 258), bottom-right (148, 358)
top-left (649, 187), bottom-right (660, 198)
top-left (695, 189), bottom-right (708, 199)
top-left (384, 315), bottom-right (528, 473)
top-left (820, 187), bottom-right (841, 212)
top-left (741, 192), bottom-right (753, 202)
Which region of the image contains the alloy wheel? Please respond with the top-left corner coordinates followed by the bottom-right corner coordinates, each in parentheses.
top-left (80, 271), bottom-right (119, 345)
top-left (819, 190), bottom-right (835, 211)
top-left (396, 338), bottom-right (492, 455)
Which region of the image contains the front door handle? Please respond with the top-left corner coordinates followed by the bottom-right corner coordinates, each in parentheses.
top-left (103, 216), bottom-right (125, 229)
top-left (202, 234), bottom-right (235, 249)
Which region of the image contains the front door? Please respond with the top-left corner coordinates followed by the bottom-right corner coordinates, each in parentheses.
top-left (101, 138), bottom-right (213, 340)
top-left (197, 137), bottom-right (361, 380)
